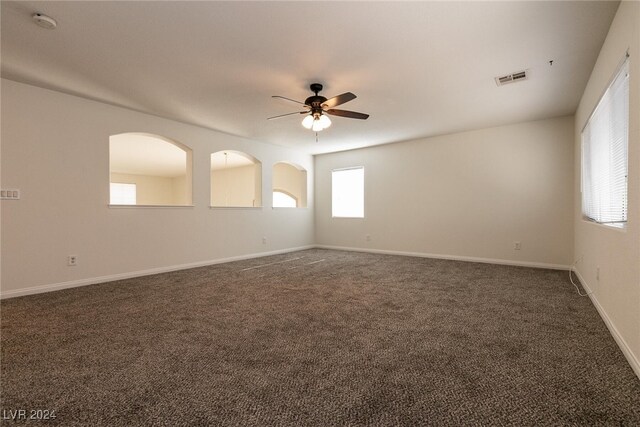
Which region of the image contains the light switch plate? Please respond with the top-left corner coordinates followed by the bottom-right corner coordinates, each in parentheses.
top-left (1, 189), bottom-right (20, 200)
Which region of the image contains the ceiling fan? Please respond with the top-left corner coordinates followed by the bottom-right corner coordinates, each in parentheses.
top-left (268, 83), bottom-right (369, 132)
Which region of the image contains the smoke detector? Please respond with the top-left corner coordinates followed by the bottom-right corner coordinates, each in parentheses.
top-left (32, 13), bottom-right (57, 29)
top-left (495, 70), bottom-right (528, 86)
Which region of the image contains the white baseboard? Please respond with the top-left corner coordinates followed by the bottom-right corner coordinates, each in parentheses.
top-left (0, 245), bottom-right (569, 300)
top-left (315, 244), bottom-right (571, 270)
top-left (0, 245), bottom-right (315, 300)
top-left (572, 268), bottom-right (640, 380)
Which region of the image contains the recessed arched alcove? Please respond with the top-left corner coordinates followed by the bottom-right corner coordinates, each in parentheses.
top-left (272, 162), bottom-right (307, 208)
top-left (109, 133), bottom-right (192, 206)
top-left (211, 151), bottom-right (262, 207)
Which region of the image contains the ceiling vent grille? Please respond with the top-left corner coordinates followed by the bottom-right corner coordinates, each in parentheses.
top-left (495, 70), bottom-right (528, 86)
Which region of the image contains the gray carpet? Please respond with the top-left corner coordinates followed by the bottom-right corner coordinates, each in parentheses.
top-left (1, 249), bottom-right (639, 426)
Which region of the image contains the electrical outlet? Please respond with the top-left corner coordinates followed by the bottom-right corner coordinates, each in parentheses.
top-left (262, 237), bottom-right (267, 245)
top-left (514, 241), bottom-right (521, 250)
top-left (68, 255), bottom-right (78, 266)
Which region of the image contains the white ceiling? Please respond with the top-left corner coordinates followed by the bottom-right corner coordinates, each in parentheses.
top-left (1, 1), bottom-right (619, 155)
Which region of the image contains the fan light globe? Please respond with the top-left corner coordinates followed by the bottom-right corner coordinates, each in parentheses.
top-left (311, 118), bottom-right (324, 132)
top-left (301, 115), bottom-right (314, 129)
top-left (319, 114), bottom-right (331, 129)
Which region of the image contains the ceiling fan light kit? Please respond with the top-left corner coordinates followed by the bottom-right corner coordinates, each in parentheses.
top-left (269, 83), bottom-right (369, 133)
top-left (303, 113), bottom-right (331, 131)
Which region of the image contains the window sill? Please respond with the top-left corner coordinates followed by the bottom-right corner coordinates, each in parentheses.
top-left (209, 206), bottom-right (263, 210)
top-left (109, 204), bottom-right (194, 208)
top-left (581, 217), bottom-right (627, 232)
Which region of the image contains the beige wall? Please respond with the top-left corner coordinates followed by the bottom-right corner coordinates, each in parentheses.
top-left (573, 1), bottom-right (640, 376)
top-left (172, 174), bottom-right (190, 206)
top-left (273, 162), bottom-right (307, 207)
top-left (111, 172), bottom-right (187, 206)
top-left (0, 79), bottom-right (314, 295)
top-left (315, 116), bottom-right (574, 268)
top-left (211, 165), bottom-right (261, 207)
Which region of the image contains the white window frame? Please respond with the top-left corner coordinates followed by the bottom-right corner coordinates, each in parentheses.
top-left (331, 166), bottom-right (365, 219)
top-left (581, 53), bottom-right (629, 229)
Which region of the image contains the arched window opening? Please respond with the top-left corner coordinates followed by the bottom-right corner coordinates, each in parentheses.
top-left (272, 162), bottom-right (307, 208)
top-left (109, 133), bottom-right (192, 206)
top-left (211, 151), bottom-right (262, 207)
top-left (273, 190), bottom-right (297, 208)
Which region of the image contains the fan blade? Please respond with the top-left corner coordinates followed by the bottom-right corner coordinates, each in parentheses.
top-left (322, 92), bottom-right (356, 108)
top-left (267, 111), bottom-right (307, 120)
top-left (326, 109), bottom-right (369, 120)
top-left (272, 95), bottom-right (307, 106)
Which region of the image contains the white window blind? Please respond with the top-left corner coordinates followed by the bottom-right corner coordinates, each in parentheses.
top-left (332, 167), bottom-right (364, 218)
top-left (581, 55), bottom-right (629, 228)
top-left (110, 183), bottom-right (137, 205)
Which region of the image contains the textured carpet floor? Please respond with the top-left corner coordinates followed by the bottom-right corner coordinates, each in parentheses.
top-left (1, 249), bottom-right (639, 426)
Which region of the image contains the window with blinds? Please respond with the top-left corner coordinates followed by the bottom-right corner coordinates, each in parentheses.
top-left (581, 55), bottom-right (629, 228)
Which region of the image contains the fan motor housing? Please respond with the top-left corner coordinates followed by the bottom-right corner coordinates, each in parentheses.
top-left (306, 83), bottom-right (327, 111)
top-left (305, 95), bottom-right (327, 109)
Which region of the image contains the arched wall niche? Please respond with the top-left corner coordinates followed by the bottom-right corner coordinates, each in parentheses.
top-left (109, 133), bottom-right (193, 206)
top-left (273, 161), bottom-right (307, 208)
top-left (211, 150), bottom-right (262, 207)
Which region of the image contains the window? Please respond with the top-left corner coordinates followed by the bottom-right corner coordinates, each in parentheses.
top-left (109, 133), bottom-right (192, 206)
top-left (211, 151), bottom-right (262, 207)
top-left (581, 55), bottom-right (629, 228)
top-left (332, 167), bottom-right (364, 218)
top-left (273, 190), bottom-right (297, 208)
top-left (110, 183), bottom-right (136, 205)
top-left (272, 162), bottom-right (307, 208)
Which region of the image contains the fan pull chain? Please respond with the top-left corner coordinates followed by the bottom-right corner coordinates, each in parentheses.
top-left (315, 132), bottom-right (319, 143)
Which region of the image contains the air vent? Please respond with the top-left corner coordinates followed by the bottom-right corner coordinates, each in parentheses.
top-left (495, 70), bottom-right (528, 86)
